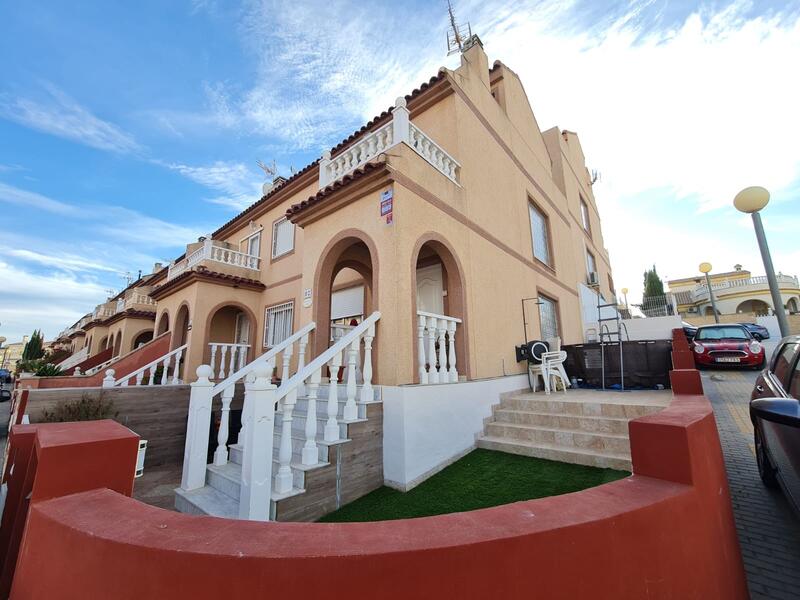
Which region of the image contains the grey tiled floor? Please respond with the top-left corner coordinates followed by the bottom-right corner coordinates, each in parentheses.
top-left (702, 369), bottom-right (800, 600)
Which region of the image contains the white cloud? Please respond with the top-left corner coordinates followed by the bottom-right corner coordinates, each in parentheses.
top-left (163, 160), bottom-right (263, 210)
top-left (0, 83), bottom-right (141, 154)
top-left (0, 260), bottom-right (109, 342)
top-left (0, 181), bottom-right (75, 214)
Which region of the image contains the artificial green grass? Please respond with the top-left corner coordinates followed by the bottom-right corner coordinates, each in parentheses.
top-left (319, 448), bottom-right (629, 522)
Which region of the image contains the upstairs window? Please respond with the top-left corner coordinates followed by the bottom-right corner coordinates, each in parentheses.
top-left (272, 217), bottom-right (295, 259)
top-left (580, 197), bottom-right (592, 234)
top-left (586, 249), bottom-right (597, 276)
top-left (529, 202), bottom-right (552, 267)
top-left (241, 231), bottom-right (261, 257)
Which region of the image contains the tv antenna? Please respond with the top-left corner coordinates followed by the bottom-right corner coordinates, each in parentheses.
top-left (446, 0), bottom-right (472, 55)
top-left (119, 271), bottom-right (134, 287)
top-left (256, 159), bottom-right (278, 181)
top-left (590, 169), bottom-right (601, 186)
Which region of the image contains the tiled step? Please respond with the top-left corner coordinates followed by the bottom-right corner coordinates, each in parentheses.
top-left (477, 436), bottom-right (631, 471)
top-left (205, 461), bottom-right (306, 501)
top-left (485, 422), bottom-right (630, 454)
top-left (498, 396), bottom-right (664, 419)
top-left (492, 409), bottom-right (630, 435)
top-left (174, 486), bottom-right (239, 519)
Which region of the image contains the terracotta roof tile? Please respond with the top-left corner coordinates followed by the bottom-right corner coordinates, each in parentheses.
top-left (286, 160), bottom-right (387, 218)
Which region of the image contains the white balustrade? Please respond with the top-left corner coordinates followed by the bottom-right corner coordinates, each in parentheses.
top-left (209, 343), bottom-right (249, 380)
top-left (103, 344), bottom-right (186, 387)
top-left (324, 350), bottom-right (342, 442)
top-left (206, 324), bottom-right (314, 477)
top-left (692, 274), bottom-right (800, 300)
top-left (274, 388), bottom-right (297, 494)
top-left (318, 97), bottom-right (460, 188)
top-left (417, 311), bottom-right (462, 384)
top-left (301, 370), bottom-right (321, 466)
top-left (168, 239), bottom-right (261, 281)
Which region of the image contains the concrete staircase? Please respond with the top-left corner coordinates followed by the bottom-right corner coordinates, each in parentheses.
top-left (477, 389), bottom-right (669, 471)
top-left (175, 383), bottom-right (383, 521)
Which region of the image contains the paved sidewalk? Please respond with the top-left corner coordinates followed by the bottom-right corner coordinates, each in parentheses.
top-left (702, 369), bottom-right (800, 600)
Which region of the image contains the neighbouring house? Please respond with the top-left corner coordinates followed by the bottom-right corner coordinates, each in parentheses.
top-left (668, 264), bottom-right (800, 318)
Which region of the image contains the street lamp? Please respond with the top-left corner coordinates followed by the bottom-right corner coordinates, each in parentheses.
top-left (621, 288), bottom-right (629, 309)
top-left (699, 262), bottom-right (720, 323)
top-left (734, 186), bottom-right (790, 338)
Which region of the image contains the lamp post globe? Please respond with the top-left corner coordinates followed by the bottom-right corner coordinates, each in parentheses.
top-left (733, 186), bottom-right (790, 338)
top-left (733, 186), bottom-right (770, 214)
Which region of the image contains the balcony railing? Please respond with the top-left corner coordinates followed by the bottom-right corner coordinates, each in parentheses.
top-left (318, 97), bottom-right (460, 188)
top-left (167, 240), bottom-right (261, 281)
top-left (115, 292), bottom-right (157, 313)
top-left (92, 305), bottom-right (116, 321)
top-left (692, 274), bottom-right (799, 300)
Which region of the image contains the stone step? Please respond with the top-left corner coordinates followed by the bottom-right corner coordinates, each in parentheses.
top-left (206, 461), bottom-right (308, 500)
top-left (485, 422), bottom-right (630, 455)
top-left (492, 409), bottom-right (630, 435)
top-left (477, 436), bottom-right (631, 471)
top-left (497, 396), bottom-right (663, 419)
top-left (275, 408), bottom-right (354, 438)
top-left (175, 485), bottom-right (239, 519)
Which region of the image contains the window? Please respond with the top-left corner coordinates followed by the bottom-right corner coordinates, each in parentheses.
top-left (586, 250), bottom-right (597, 276)
top-left (772, 343), bottom-right (799, 391)
top-left (580, 197), bottom-right (591, 233)
top-left (240, 230), bottom-right (261, 257)
top-left (272, 218), bottom-right (295, 258)
top-left (264, 301), bottom-right (294, 348)
top-left (528, 202), bottom-right (552, 266)
top-left (789, 356), bottom-right (800, 399)
top-left (538, 294), bottom-right (560, 341)
top-left (696, 326), bottom-right (750, 341)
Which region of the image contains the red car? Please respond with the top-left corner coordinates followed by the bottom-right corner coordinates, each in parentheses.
top-left (692, 324), bottom-right (766, 369)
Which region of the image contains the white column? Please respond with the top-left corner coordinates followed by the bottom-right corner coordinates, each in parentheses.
top-left (319, 150), bottom-right (332, 188)
top-left (447, 320), bottom-right (458, 383)
top-left (296, 334), bottom-right (308, 397)
top-left (238, 364), bottom-right (275, 521)
top-left (171, 347), bottom-right (184, 384)
top-left (302, 369), bottom-right (321, 466)
top-left (180, 365), bottom-right (214, 491)
top-left (227, 346), bottom-right (237, 379)
top-left (392, 97), bottom-right (410, 145)
top-left (102, 369), bottom-right (116, 388)
top-left (274, 388), bottom-right (297, 494)
top-left (209, 344), bottom-right (218, 379)
top-left (342, 339), bottom-right (359, 421)
top-left (417, 315), bottom-right (428, 384)
top-left (218, 345), bottom-right (228, 379)
top-left (359, 324), bottom-right (374, 403)
top-left (281, 341), bottom-right (293, 383)
top-left (324, 351), bottom-right (342, 442)
top-left (437, 319), bottom-right (448, 384)
top-left (213, 385), bottom-right (234, 466)
top-left (427, 317), bottom-right (438, 384)
top-left (160, 357), bottom-right (169, 385)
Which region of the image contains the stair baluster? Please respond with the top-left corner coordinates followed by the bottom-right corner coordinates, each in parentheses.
top-left (274, 388), bottom-right (297, 494)
top-left (213, 385), bottom-right (235, 466)
top-left (302, 369), bottom-right (321, 466)
top-left (360, 323), bottom-right (375, 403)
top-left (324, 351), bottom-right (342, 442)
top-left (342, 339), bottom-right (359, 421)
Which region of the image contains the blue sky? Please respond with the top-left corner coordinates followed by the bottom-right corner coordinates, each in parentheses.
top-left (1, 0), bottom-right (799, 342)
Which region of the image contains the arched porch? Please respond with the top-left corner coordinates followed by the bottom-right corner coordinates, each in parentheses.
top-left (203, 302), bottom-right (257, 380)
top-left (736, 298), bottom-right (770, 316)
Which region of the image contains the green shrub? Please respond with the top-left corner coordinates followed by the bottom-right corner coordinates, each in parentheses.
top-left (17, 358), bottom-right (47, 374)
top-left (41, 392), bottom-right (119, 423)
top-left (22, 330), bottom-right (45, 361)
top-left (35, 363), bottom-right (64, 377)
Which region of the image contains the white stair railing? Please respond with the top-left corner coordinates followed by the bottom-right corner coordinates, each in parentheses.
top-left (179, 322), bottom-right (314, 521)
top-left (417, 311), bottom-right (461, 384)
top-left (85, 357), bottom-right (114, 375)
top-left (273, 312), bottom-right (379, 496)
top-left (102, 344), bottom-right (187, 388)
top-left (208, 342), bottom-right (250, 379)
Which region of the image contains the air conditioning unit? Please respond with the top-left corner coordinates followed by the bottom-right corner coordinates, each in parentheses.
top-left (687, 306), bottom-right (699, 314)
top-left (587, 271), bottom-right (599, 286)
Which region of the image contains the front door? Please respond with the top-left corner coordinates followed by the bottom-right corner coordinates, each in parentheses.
top-left (234, 312), bottom-right (250, 345)
top-left (416, 263), bottom-right (444, 315)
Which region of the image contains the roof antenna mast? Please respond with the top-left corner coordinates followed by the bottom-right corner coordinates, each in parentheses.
top-left (446, 0), bottom-right (473, 56)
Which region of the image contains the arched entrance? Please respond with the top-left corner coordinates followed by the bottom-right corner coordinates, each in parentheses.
top-left (99, 335), bottom-right (108, 351)
top-left (736, 299), bottom-right (770, 316)
top-left (313, 232), bottom-right (378, 379)
top-left (113, 331), bottom-right (122, 357)
top-left (411, 235), bottom-right (468, 383)
top-left (204, 303), bottom-right (256, 379)
top-left (156, 312), bottom-right (169, 336)
top-left (704, 306), bottom-right (718, 317)
top-left (131, 329), bottom-right (154, 350)
top-left (172, 304), bottom-right (190, 350)
top-left (786, 297), bottom-right (798, 313)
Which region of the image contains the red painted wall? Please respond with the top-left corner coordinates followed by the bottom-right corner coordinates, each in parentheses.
top-left (7, 361), bottom-right (747, 599)
top-left (16, 333), bottom-right (170, 389)
top-left (70, 346), bottom-right (113, 375)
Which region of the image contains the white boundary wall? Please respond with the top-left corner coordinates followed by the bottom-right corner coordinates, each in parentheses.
top-left (382, 374), bottom-right (528, 491)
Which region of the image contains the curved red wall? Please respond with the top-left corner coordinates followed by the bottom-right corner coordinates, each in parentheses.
top-left (9, 367), bottom-right (748, 599)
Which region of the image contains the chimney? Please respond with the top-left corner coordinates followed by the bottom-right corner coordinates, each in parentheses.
top-left (734, 264), bottom-right (742, 271)
top-left (153, 262), bottom-right (163, 273)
